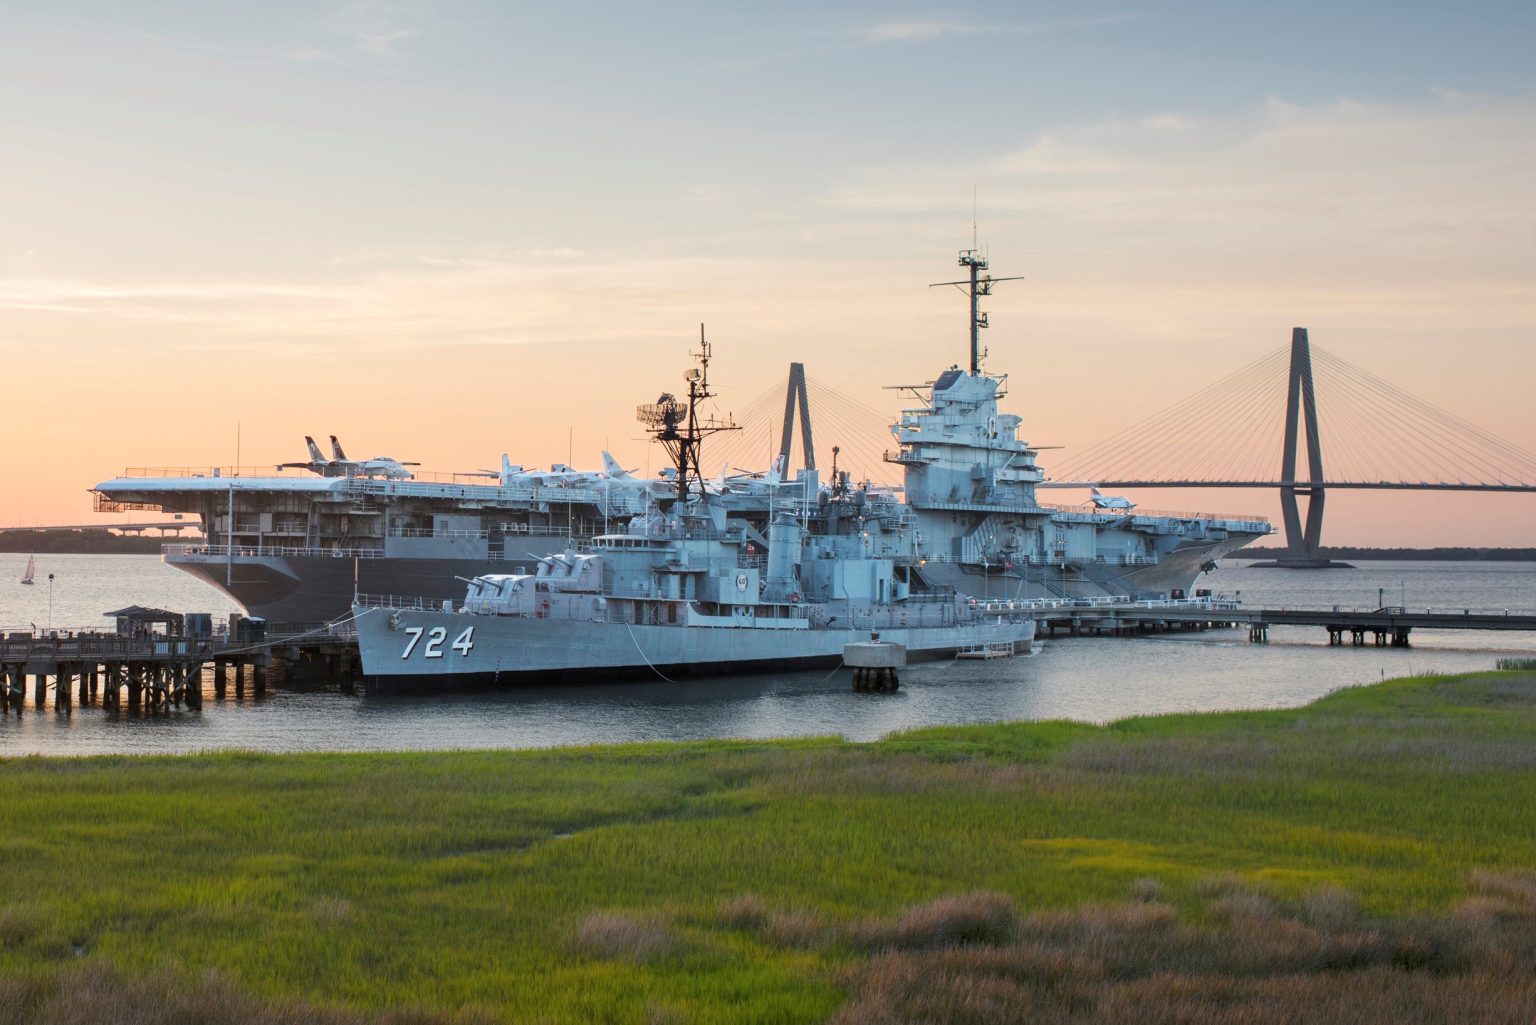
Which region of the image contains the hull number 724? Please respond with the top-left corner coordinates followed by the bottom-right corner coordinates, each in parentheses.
top-left (401, 625), bottom-right (476, 659)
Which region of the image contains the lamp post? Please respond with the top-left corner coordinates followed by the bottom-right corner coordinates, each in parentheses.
top-left (47, 573), bottom-right (54, 634)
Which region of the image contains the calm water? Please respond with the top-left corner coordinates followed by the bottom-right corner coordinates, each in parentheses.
top-left (2, 554), bottom-right (1534, 756)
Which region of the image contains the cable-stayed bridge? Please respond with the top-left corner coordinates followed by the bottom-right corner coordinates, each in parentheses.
top-left (1049, 328), bottom-right (1536, 566)
top-left (708, 364), bottom-right (899, 487)
top-left (710, 330), bottom-right (1534, 569)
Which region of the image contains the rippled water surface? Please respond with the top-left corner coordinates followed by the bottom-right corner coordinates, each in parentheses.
top-left (2, 554), bottom-right (1533, 756)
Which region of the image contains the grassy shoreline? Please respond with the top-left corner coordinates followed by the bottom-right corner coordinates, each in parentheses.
top-left (4, 670), bottom-right (1536, 1023)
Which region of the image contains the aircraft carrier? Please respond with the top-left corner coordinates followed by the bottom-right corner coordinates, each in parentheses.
top-left (93, 252), bottom-right (1271, 624)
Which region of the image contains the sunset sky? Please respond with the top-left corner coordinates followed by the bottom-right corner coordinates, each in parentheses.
top-left (2, 2), bottom-right (1533, 546)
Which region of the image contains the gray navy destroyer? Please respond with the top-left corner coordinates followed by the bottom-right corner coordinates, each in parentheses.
top-left (349, 250), bottom-right (1269, 690)
top-left (94, 250), bottom-right (1269, 632)
top-left (352, 327), bottom-right (1037, 690)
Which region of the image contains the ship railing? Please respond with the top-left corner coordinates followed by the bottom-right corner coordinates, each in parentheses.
top-left (342, 477), bottom-right (632, 504)
top-left (354, 593), bottom-right (462, 613)
top-left (908, 552), bottom-right (1173, 570)
top-left (496, 522), bottom-right (606, 539)
top-left (118, 465), bottom-right (325, 479)
top-left (1038, 502), bottom-right (1271, 530)
top-left (112, 466), bottom-right (561, 486)
top-left (165, 543), bottom-right (387, 560)
top-left (903, 588), bottom-right (958, 603)
top-left (264, 620), bottom-right (358, 640)
top-left (966, 599), bottom-right (1039, 613)
top-left (575, 527), bottom-right (750, 549)
top-left (388, 527), bottom-right (491, 540)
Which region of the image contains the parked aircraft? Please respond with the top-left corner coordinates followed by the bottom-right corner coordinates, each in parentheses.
top-left (1090, 487), bottom-right (1135, 511)
top-left (601, 452), bottom-right (637, 480)
top-left (277, 436), bottom-right (419, 479)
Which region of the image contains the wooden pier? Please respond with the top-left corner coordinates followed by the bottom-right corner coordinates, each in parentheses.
top-left (0, 629), bottom-right (357, 714)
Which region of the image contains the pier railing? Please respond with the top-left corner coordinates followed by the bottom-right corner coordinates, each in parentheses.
top-left (0, 633), bottom-right (218, 659)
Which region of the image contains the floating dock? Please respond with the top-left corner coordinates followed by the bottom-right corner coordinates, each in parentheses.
top-left (955, 642), bottom-right (1018, 660)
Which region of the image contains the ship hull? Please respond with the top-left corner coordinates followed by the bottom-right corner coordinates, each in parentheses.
top-left (167, 547), bottom-right (571, 624)
top-left (352, 605), bottom-right (1036, 693)
top-left (168, 526), bottom-right (1263, 625)
top-left (1120, 533), bottom-right (1259, 592)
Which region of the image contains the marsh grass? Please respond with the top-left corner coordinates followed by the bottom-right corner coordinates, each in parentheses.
top-left (570, 912), bottom-right (678, 963)
top-left (829, 880), bottom-right (1536, 1024)
top-left (1, 670), bottom-right (1535, 1022)
top-left (844, 892), bottom-right (1019, 952)
top-left (0, 963), bottom-right (495, 1025)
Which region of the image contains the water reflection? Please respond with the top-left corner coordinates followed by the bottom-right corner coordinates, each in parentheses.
top-left (3, 559), bottom-right (1534, 757)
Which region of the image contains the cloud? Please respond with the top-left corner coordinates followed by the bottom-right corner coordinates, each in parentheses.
top-left (353, 28), bottom-right (417, 56)
top-left (861, 19), bottom-right (982, 43)
top-left (860, 14), bottom-right (1134, 44)
top-left (281, 47), bottom-right (349, 65)
top-left (821, 93), bottom-right (1536, 289)
top-left (318, 1), bottom-right (420, 58)
top-left (719, 12), bottom-right (1134, 70)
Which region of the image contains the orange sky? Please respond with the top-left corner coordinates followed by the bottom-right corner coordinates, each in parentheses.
top-left (3, 248), bottom-right (1531, 548)
top-left (1, 11), bottom-right (1532, 548)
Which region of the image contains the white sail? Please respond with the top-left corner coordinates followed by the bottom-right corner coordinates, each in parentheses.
top-left (21, 555), bottom-right (35, 585)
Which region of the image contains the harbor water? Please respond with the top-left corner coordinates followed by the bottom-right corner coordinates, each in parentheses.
top-left (2, 553), bottom-right (1534, 757)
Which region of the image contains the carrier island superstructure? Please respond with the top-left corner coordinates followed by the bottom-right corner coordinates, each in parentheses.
top-left (92, 250), bottom-right (1269, 623)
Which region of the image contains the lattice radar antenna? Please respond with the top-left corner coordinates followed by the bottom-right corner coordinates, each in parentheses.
top-left (636, 325), bottom-right (740, 507)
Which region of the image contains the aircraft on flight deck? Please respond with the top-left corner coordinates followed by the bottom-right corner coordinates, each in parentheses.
top-left (1090, 487), bottom-right (1135, 511)
top-left (468, 452), bottom-right (650, 490)
top-left (277, 436), bottom-right (420, 479)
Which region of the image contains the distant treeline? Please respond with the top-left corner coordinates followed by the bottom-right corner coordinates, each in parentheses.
top-left (0, 530), bottom-right (201, 554)
top-left (1242, 546), bottom-right (1536, 562)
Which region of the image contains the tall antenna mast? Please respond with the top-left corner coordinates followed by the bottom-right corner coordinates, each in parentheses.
top-left (636, 324), bottom-right (739, 508)
top-left (931, 248), bottom-right (1024, 375)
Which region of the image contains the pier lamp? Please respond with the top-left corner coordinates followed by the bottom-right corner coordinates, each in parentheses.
top-left (47, 573), bottom-right (54, 634)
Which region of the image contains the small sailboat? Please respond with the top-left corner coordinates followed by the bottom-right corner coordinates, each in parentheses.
top-left (20, 555), bottom-right (35, 585)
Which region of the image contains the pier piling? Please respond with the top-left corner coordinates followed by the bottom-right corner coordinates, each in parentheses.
top-left (846, 637), bottom-right (905, 694)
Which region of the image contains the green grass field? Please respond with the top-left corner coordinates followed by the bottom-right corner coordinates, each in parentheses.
top-left (3, 670), bottom-right (1536, 1023)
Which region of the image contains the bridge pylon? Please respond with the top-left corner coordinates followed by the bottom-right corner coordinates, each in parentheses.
top-left (777, 362), bottom-right (816, 474)
top-left (1251, 327), bottom-right (1352, 569)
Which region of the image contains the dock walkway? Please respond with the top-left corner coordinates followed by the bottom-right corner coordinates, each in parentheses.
top-left (0, 627), bottom-right (355, 713)
top-left (1031, 599), bottom-right (1536, 646)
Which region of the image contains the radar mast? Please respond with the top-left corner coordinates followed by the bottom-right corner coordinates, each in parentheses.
top-left (930, 250), bottom-right (1024, 374)
top-left (635, 325), bottom-right (740, 508)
